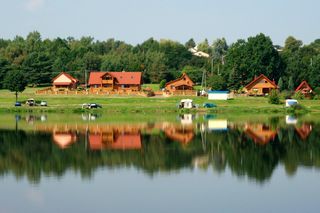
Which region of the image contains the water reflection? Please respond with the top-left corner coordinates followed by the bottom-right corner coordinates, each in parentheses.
top-left (0, 113), bottom-right (319, 183)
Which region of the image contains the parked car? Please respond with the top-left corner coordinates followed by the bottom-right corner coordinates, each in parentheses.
top-left (40, 101), bottom-right (47, 106)
top-left (14, 102), bottom-right (22, 107)
top-left (203, 103), bottom-right (217, 108)
top-left (177, 99), bottom-right (198, 109)
top-left (26, 98), bottom-right (35, 106)
top-left (82, 103), bottom-right (102, 109)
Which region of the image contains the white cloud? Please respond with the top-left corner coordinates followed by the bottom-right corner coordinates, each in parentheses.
top-left (26, 0), bottom-right (45, 11)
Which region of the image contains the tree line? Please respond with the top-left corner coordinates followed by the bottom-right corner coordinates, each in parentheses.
top-left (0, 31), bottom-right (319, 91)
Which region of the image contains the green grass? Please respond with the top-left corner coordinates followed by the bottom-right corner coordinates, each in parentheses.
top-left (0, 87), bottom-right (319, 114)
top-left (142, 84), bottom-right (160, 91)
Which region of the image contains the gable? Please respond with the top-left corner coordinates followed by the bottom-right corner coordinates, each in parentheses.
top-left (54, 74), bottom-right (73, 83)
top-left (166, 73), bottom-right (194, 87)
top-left (245, 74), bottom-right (277, 90)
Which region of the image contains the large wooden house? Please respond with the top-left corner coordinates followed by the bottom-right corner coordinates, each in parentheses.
top-left (295, 80), bottom-right (313, 98)
top-left (165, 73), bottom-right (194, 92)
top-left (243, 74), bottom-right (278, 96)
top-left (88, 71), bottom-right (142, 93)
top-left (52, 72), bottom-right (79, 91)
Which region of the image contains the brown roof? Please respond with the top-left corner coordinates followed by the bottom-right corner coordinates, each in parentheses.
top-left (244, 74), bottom-right (277, 89)
top-left (88, 71), bottom-right (142, 85)
top-left (295, 80), bottom-right (312, 92)
top-left (52, 72), bottom-right (79, 84)
top-left (165, 73), bottom-right (194, 87)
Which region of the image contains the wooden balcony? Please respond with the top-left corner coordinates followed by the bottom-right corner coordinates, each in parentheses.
top-left (102, 80), bottom-right (113, 84)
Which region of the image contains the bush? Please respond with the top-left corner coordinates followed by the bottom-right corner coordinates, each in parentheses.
top-left (292, 91), bottom-right (304, 100)
top-left (280, 90), bottom-right (292, 99)
top-left (268, 89), bottom-right (281, 104)
top-left (159, 79), bottom-right (166, 90)
top-left (314, 87), bottom-right (320, 95)
top-left (313, 95), bottom-right (320, 100)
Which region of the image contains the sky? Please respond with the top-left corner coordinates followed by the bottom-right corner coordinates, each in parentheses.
top-left (0, 0), bottom-right (319, 46)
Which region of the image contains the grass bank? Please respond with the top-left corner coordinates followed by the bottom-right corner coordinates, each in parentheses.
top-left (0, 88), bottom-right (319, 114)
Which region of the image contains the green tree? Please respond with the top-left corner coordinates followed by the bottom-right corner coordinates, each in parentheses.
top-left (278, 77), bottom-right (284, 91)
top-left (197, 38), bottom-right (210, 53)
top-left (207, 75), bottom-right (227, 90)
top-left (212, 38), bottom-right (228, 63)
top-left (288, 76), bottom-right (294, 91)
top-left (224, 34), bottom-right (282, 89)
top-left (185, 38), bottom-right (196, 49)
top-left (268, 89), bottom-right (280, 104)
top-left (4, 69), bottom-right (28, 102)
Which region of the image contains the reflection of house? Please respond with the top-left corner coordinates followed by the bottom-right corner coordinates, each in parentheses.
top-left (295, 124), bottom-right (312, 140)
top-left (244, 123), bottom-right (277, 145)
top-left (165, 73), bottom-right (194, 92)
top-left (52, 72), bottom-right (79, 91)
top-left (53, 131), bottom-right (77, 149)
top-left (89, 130), bottom-right (141, 150)
top-left (88, 71), bottom-right (142, 92)
top-left (243, 74), bottom-right (277, 96)
top-left (164, 125), bottom-right (194, 144)
top-left (295, 81), bottom-right (313, 98)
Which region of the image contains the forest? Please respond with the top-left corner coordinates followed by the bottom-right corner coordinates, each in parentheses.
top-left (0, 31), bottom-right (320, 91)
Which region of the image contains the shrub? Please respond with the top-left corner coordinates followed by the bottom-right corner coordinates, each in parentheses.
top-left (313, 95), bottom-right (320, 100)
top-left (159, 79), bottom-right (166, 90)
top-left (292, 91), bottom-right (304, 100)
top-left (268, 89), bottom-right (281, 104)
top-left (280, 90), bottom-right (292, 99)
top-left (314, 87), bottom-right (320, 95)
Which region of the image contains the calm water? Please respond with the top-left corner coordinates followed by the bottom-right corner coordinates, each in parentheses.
top-left (0, 113), bottom-right (320, 213)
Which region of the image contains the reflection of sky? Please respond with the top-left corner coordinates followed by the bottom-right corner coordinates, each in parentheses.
top-left (1, 167), bottom-right (320, 213)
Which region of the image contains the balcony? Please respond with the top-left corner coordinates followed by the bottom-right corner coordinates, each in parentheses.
top-left (102, 80), bottom-right (113, 84)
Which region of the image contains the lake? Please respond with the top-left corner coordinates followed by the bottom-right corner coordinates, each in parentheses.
top-left (0, 113), bottom-right (320, 213)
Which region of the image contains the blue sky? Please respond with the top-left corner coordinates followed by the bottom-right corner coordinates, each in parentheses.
top-left (1, 0), bottom-right (319, 46)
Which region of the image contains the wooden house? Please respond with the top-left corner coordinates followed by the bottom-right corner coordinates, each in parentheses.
top-left (88, 71), bottom-right (142, 93)
top-left (52, 72), bottom-right (79, 91)
top-left (295, 81), bottom-right (313, 98)
top-left (243, 74), bottom-right (278, 96)
top-left (165, 73), bottom-right (194, 92)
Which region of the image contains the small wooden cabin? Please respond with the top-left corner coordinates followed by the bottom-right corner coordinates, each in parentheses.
top-left (295, 80), bottom-right (313, 98)
top-left (52, 72), bottom-right (79, 91)
top-left (243, 74), bottom-right (278, 96)
top-left (165, 73), bottom-right (194, 92)
top-left (88, 71), bottom-right (142, 93)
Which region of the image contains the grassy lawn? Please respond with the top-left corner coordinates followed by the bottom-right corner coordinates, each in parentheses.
top-left (0, 87), bottom-right (319, 114)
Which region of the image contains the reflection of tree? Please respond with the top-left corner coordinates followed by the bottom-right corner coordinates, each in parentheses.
top-left (0, 123), bottom-right (319, 183)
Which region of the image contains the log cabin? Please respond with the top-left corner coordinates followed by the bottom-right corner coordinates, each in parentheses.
top-left (295, 80), bottom-right (313, 98)
top-left (243, 74), bottom-right (278, 96)
top-left (88, 71), bottom-right (142, 93)
top-left (52, 72), bottom-right (79, 91)
top-left (165, 73), bottom-right (194, 92)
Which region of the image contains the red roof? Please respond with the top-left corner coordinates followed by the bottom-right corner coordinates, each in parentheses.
top-left (88, 71), bottom-right (142, 85)
top-left (295, 80), bottom-right (312, 92)
top-left (244, 74), bottom-right (277, 89)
